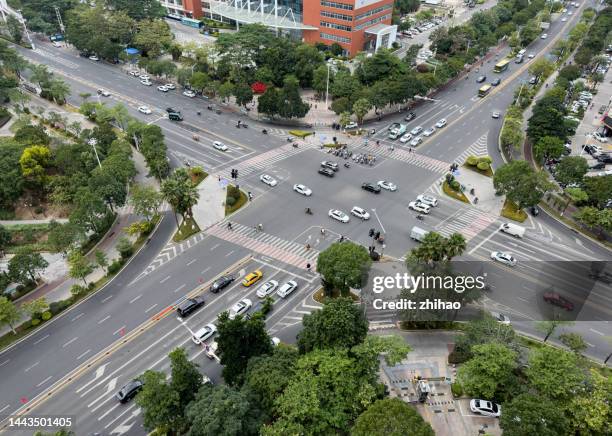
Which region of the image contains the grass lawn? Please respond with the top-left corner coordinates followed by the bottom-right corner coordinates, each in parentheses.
top-left (442, 181), bottom-right (470, 203)
top-left (462, 163), bottom-right (493, 177)
top-left (174, 216), bottom-right (201, 242)
top-left (313, 288), bottom-right (359, 303)
top-left (501, 199), bottom-right (527, 222)
top-left (189, 168), bottom-right (208, 186)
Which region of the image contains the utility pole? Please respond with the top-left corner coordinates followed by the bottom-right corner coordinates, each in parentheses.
top-left (54, 6), bottom-right (64, 33)
top-left (88, 138), bottom-right (102, 168)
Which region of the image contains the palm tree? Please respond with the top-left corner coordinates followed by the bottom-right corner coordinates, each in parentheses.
top-left (444, 233), bottom-right (467, 260)
top-left (161, 169), bottom-right (200, 228)
top-left (49, 79), bottom-right (71, 104)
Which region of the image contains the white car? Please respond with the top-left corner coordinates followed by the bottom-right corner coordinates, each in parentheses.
top-left (293, 184), bottom-right (312, 196)
top-left (377, 180), bottom-right (397, 191)
top-left (271, 337), bottom-right (281, 346)
top-left (541, 33), bottom-right (548, 39)
top-left (527, 53), bottom-right (535, 59)
top-left (140, 80), bottom-right (152, 86)
top-left (157, 85), bottom-right (169, 92)
top-left (492, 111), bottom-right (501, 119)
top-left (408, 201), bottom-right (430, 214)
top-left (229, 298), bottom-right (252, 320)
top-left (89, 55), bottom-right (99, 61)
top-left (490, 311), bottom-right (511, 325)
top-left (423, 127), bottom-right (436, 137)
top-left (138, 106), bottom-right (152, 115)
top-left (129, 70), bottom-right (140, 77)
top-left (567, 10), bottom-right (572, 15)
top-left (277, 280), bottom-right (298, 298)
top-left (351, 206), bottom-right (370, 220)
top-left (256, 280), bottom-right (278, 298)
top-left (410, 136), bottom-right (423, 146)
top-left (165, 83), bottom-right (176, 90)
top-left (591, 132), bottom-right (608, 143)
top-left (410, 126), bottom-right (423, 135)
top-left (344, 122), bottom-right (358, 129)
top-left (259, 174), bottom-right (277, 187)
top-left (561, 17), bottom-right (567, 22)
top-left (399, 133), bottom-right (413, 143)
top-left (183, 90), bottom-right (196, 98)
top-left (191, 323), bottom-right (217, 344)
top-left (52, 41), bottom-right (62, 48)
top-left (328, 209), bottom-right (350, 223)
top-left (470, 399), bottom-right (501, 417)
top-left (139, 74), bottom-right (150, 81)
top-left (213, 141), bottom-right (228, 151)
top-left (97, 89), bottom-right (110, 97)
top-left (435, 118), bottom-right (447, 128)
top-left (490, 251), bottom-right (517, 266)
top-left (416, 194), bottom-right (438, 207)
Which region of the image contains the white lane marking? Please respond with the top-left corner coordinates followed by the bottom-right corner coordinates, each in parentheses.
top-left (517, 296), bottom-right (529, 303)
top-left (24, 361), bottom-right (40, 372)
top-left (210, 243), bottom-right (220, 251)
top-left (33, 334), bottom-right (50, 345)
top-left (145, 304), bottom-right (158, 313)
top-left (36, 376), bottom-right (53, 387)
top-left (160, 275), bottom-right (171, 284)
top-left (225, 250), bottom-right (235, 257)
top-left (112, 326), bottom-right (126, 336)
top-left (98, 315), bottom-right (111, 324)
top-left (62, 337), bottom-right (78, 348)
top-left (173, 284), bottom-right (186, 293)
top-left (0, 404), bottom-right (10, 413)
top-left (129, 294), bottom-right (142, 304)
top-left (589, 328), bottom-right (604, 336)
top-left (0, 359), bottom-right (9, 367)
top-left (77, 349), bottom-right (91, 360)
top-left (468, 226), bottom-right (500, 254)
top-left (97, 402), bottom-right (120, 421)
top-left (201, 267), bottom-right (211, 274)
top-left (104, 404), bottom-right (139, 429)
top-left (186, 259), bottom-right (197, 266)
top-left (371, 208), bottom-right (386, 234)
top-left (101, 295), bottom-right (113, 303)
top-left (71, 313), bottom-right (85, 322)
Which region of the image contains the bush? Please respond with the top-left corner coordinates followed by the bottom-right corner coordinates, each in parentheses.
top-left (450, 180), bottom-right (461, 191)
top-left (107, 259), bottom-right (124, 275)
top-left (226, 196), bottom-right (237, 206)
top-left (466, 156), bottom-right (479, 166)
top-left (31, 318), bottom-right (41, 326)
top-left (477, 161), bottom-right (490, 171)
top-left (288, 130), bottom-right (314, 138)
top-left (116, 237), bottom-right (133, 259)
top-left (451, 382), bottom-right (464, 397)
top-left (140, 220), bottom-right (155, 235)
top-left (49, 300), bottom-right (70, 315)
top-left (448, 347), bottom-right (470, 364)
top-left (478, 156), bottom-right (492, 164)
top-left (41, 311), bottom-right (51, 321)
top-left (70, 284), bottom-right (87, 297)
top-left (34, 206), bottom-right (45, 215)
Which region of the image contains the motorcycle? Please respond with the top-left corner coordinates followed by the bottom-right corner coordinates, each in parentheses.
top-left (262, 129), bottom-right (268, 134)
top-left (416, 214), bottom-right (424, 221)
top-left (292, 143), bottom-right (298, 148)
top-left (287, 137), bottom-right (292, 142)
top-left (192, 135), bottom-right (199, 141)
top-left (305, 208), bottom-right (313, 215)
top-left (344, 162), bottom-right (350, 168)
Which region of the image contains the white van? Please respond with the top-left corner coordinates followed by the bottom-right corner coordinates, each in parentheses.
top-left (410, 226), bottom-right (429, 242)
top-left (499, 223), bottom-right (525, 238)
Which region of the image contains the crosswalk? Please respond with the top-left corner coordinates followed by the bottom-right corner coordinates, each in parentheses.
top-left (357, 145), bottom-right (451, 174)
top-left (435, 207), bottom-right (499, 241)
top-left (33, 47), bottom-right (80, 69)
top-left (206, 222), bottom-right (319, 269)
top-left (453, 133), bottom-right (489, 166)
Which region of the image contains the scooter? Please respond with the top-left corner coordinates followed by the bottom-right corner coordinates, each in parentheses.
top-left (262, 129), bottom-right (268, 134)
top-left (292, 143), bottom-right (298, 148)
top-left (416, 214), bottom-right (424, 221)
top-left (344, 162), bottom-right (350, 168)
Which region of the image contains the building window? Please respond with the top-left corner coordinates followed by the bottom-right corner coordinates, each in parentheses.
top-left (355, 4), bottom-right (392, 21)
top-left (354, 14), bottom-right (391, 30)
top-left (320, 32), bottom-right (351, 43)
top-left (320, 21), bottom-right (352, 32)
top-left (321, 10), bottom-right (352, 21)
top-left (320, 0), bottom-right (353, 11)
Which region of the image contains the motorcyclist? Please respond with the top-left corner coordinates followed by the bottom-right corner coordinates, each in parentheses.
top-left (305, 207), bottom-right (312, 214)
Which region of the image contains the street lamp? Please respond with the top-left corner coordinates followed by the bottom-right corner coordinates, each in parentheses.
top-left (88, 138), bottom-right (102, 168)
top-left (325, 63), bottom-right (331, 110)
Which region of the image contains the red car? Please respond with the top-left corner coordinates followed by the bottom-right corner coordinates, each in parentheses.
top-left (543, 292), bottom-right (574, 311)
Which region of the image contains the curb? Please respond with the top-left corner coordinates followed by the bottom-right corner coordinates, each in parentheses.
top-left (0, 215), bottom-right (166, 357)
top-left (0, 254), bottom-right (253, 428)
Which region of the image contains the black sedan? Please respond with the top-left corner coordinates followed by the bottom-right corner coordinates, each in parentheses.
top-left (362, 182), bottom-right (381, 193)
top-left (176, 296), bottom-right (206, 317)
top-left (318, 167), bottom-right (335, 177)
top-left (476, 75), bottom-right (486, 83)
top-left (210, 275), bottom-right (235, 294)
top-left (116, 380), bottom-right (143, 403)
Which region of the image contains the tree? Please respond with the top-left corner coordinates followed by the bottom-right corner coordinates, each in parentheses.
top-left (257, 87), bottom-right (281, 117)
top-left (130, 184), bottom-right (162, 222)
top-left (48, 79), bottom-right (71, 104)
top-left (339, 111), bottom-right (352, 128)
top-left (312, 64), bottom-right (331, 97)
top-left (583, 175), bottom-right (612, 209)
top-left (533, 136), bottom-right (565, 162)
top-left (67, 250), bottom-right (94, 287)
top-left (70, 186), bottom-right (109, 234)
top-left (316, 241), bottom-right (371, 296)
top-left (161, 168), bottom-right (200, 227)
top-left (500, 393), bottom-right (569, 436)
top-left (565, 187), bottom-right (588, 204)
top-left (95, 250), bottom-right (108, 274)
top-left (277, 75), bottom-right (309, 119)
top-left (218, 81), bottom-right (234, 102)
top-left (47, 221), bottom-right (82, 256)
top-left (526, 347), bottom-right (585, 401)
top-left (559, 332), bottom-right (588, 355)
top-left (331, 97), bottom-right (352, 115)
top-left (245, 347), bottom-right (299, 415)
top-left (20, 145), bottom-right (51, 188)
top-left (454, 315), bottom-right (518, 359)
top-left (185, 384), bottom-right (264, 436)
top-left (168, 347), bottom-right (202, 413)
top-left (406, 231), bottom-right (466, 264)
top-left (135, 370), bottom-right (181, 434)
top-left (456, 343), bottom-right (518, 400)
top-left (493, 160), bottom-right (553, 209)
top-left (133, 19), bottom-right (173, 57)
top-left (14, 125), bottom-right (50, 147)
top-left (558, 64), bottom-right (581, 81)
top-left (569, 369), bottom-right (612, 435)
top-left (0, 142), bottom-right (25, 210)
top-left (535, 319), bottom-right (574, 342)
top-left (351, 398), bottom-right (434, 436)
top-left (554, 156), bottom-right (588, 186)
top-left (233, 81), bottom-right (254, 108)
top-left (0, 224), bottom-right (10, 253)
top-left (22, 297), bottom-right (49, 319)
top-left (0, 296), bottom-right (21, 334)
top-left (574, 207), bottom-right (612, 234)
top-left (217, 311), bottom-right (274, 386)
top-left (6, 15), bottom-right (23, 44)
top-left (352, 98), bottom-right (371, 124)
top-left (528, 58), bottom-right (555, 79)
top-left (189, 71), bottom-right (209, 94)
top-left (297, 297), bottom-right (368, 353)
top-left (105, 0), bottom-right (166, 20)
top-left (8, 248), bottom-right (48, 284)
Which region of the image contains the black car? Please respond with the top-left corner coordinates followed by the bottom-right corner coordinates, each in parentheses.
top-left (476, 75), bottom-right (486, 83)
top-left (209, 275), bottom-right (234, 293)
top-left (597, 153), bottom-right (612, 163)
top-left (590, 162), bottom-right (605, 170)
top-left (530, 206), bottom-right (539, 216)
top-left (582, 144), bottom-right (599, 156)
top-left (318, 167), bottom-right (335, 177)
top-left (116, 380), bottom-right (143, 403)
top-left (362, 182), bottom-right (381, 193)
top-left (404, 112), bottom-right (416, 122)
top-left (491, 78), bottom-right (501, 86)
top-left (168, 112), bottom-right (183, 121)
top-left (176, 296), bottom-right (206, 317)
top-left (166, 107), bottom-right (179, 114)
top-left (321, 161), bottom-right (339, 171)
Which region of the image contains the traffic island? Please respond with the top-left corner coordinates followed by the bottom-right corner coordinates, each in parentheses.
top-left (173, 216), bottom-right (201, 243)
top-left (225, 185), bottom-right (248, 215)
top-left (500, 199), bottom-right (527, 222)
top-left (442, 181), bottom-right (470, 203)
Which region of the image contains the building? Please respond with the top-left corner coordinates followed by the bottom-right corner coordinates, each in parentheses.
top-left (160, 0), bottom-right (396, 57)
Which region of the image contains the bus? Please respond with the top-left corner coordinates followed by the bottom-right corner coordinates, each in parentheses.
top-left (494, 58), bottom-right (511, 73)
top-left (478, 84), bottom-right (492, 97)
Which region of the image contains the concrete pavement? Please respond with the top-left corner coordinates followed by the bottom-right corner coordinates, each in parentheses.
top-left (192, 174), bottom-right (226, 230)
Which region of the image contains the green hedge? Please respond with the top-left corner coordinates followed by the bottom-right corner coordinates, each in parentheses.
top-left (288, 130), bottom-right (314, 138)
top-left (225, 185), bottom-right (248, 215)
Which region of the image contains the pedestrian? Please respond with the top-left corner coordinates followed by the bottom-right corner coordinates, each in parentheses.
top-left (375, 231), bottom-right (381, 240)
top-left (306, 243), bottom-right (311, 250)
top-left (218, 175), bottom-right (221, 182)
top-left (306, 263), bottom-right (311, 271)
top-left (408, 147), bottom-right (412, 153)
top-left (227, 222), bottom-right (233, 230)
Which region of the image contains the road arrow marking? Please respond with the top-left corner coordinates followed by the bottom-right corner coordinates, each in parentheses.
top-left (105, 377), bottom-right (118, 394)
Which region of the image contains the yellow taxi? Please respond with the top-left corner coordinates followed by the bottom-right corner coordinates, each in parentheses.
top-left (242, 270), bottom-right (263, 287)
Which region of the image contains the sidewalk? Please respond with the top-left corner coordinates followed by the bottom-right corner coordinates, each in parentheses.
top-left (455, 169), bottom-right (505, 216)
top-left (192, 175), bottom-right (227, 230)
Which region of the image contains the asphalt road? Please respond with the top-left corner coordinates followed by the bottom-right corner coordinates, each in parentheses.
top-left (1, 1), bottom-right (610, 432)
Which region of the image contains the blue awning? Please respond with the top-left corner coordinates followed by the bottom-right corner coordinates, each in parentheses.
top-left (125, 47), bottom-right (140, 55)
